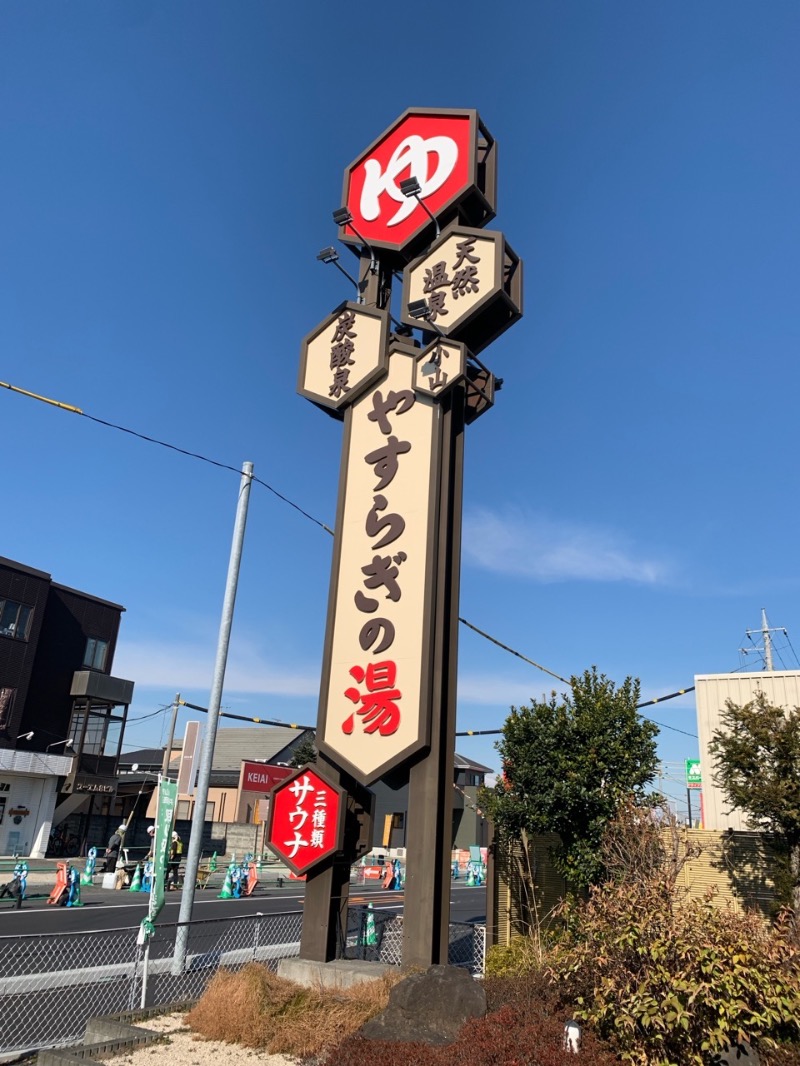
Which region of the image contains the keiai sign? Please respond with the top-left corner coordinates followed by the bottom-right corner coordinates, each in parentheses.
top-left (280, 107), bottom-right (522, 968)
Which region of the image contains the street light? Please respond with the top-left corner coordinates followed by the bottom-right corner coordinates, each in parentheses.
top-left (46, 738), bottom-right (74, 752)
top-left (398, 176), bottom-right (440, 238)
top-left (15, 731), bottom-right (34, 741)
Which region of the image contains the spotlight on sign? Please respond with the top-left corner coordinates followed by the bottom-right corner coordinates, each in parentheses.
top-left (407, 298), bottom-right (432, 321)
top-left (316, 247), bottom-right (360, 301)
top-left (399, 176), bottom-right (440, 238)
top-left (332, 208), bottom-right (378, 275)
top-left (399, 177), bottom-right (421, 198)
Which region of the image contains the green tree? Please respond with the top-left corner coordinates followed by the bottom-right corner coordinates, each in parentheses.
top-left (709, 692), bottom-right (800, 917)
top-left (481, 667), bottom-right (659, 891)
top-left (290, 732), bottom-right (317, 768)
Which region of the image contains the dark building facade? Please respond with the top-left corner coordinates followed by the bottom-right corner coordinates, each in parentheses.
top-left (0, 557), bottom-right (134, 856)
top-left (372, 752), bottom-right (492, 853)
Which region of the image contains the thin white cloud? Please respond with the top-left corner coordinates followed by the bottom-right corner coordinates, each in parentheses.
top-left (114, 637), bottom-right (320, 697)
top-left (462, 507), bottom-right (671, 585)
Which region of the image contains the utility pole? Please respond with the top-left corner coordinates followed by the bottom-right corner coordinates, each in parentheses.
top-left (172, 461), bottom-right (254, 974)
top-left (161, 693), bottom-right (181, 778)
top-left (742, 608), bottom-right (786, 672)
top-left (762, 607), bottom-right (774, 671)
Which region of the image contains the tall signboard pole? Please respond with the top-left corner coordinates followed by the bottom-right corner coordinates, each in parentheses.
top-left (271, 109), bottom-right (522, 967)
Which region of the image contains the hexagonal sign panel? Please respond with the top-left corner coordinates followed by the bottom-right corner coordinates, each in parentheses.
top-left (338, 108), bottom-right (497, 260)
top-left (401, 224), bottom-right (523, 354)
top-left (316, 339), bottom-right (442, 785)
top-left (265, 764), bottom-right (345, 877)
top-left (297, 301), bottom-right (390, 418)
top-left (413, 338), bottom-right (467, 398)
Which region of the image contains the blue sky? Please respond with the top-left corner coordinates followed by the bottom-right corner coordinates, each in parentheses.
top-left (3, 2), bottom-right (800, 819)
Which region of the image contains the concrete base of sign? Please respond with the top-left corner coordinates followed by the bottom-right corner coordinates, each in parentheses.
top-left (278, 957), bottom-right (395, 990)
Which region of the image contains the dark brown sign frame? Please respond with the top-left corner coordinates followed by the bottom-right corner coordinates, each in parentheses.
top-left (314, 340), bottom-right (443, 786)
top-left (400, 221), bottom-right (523, 354)
top-left (338, 108), bottom-right (498, 262)
top-left (297, 301), bottom-right (391, 419)
top-left (264, 762), bottom-right (347, 878)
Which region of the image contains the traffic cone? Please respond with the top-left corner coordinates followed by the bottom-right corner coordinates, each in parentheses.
top-left (218, 865), bottom-right (234, 899)
top-left (67, 877), bottom-right (82, 907)
top-left (466, 866), bottom-right (475, 887)
top-left (365, 902), bottom-right (377, 946)
top-left (209, 852), bottom-right (218, 873)
top-left (129, 864), bottom-right (142, 892)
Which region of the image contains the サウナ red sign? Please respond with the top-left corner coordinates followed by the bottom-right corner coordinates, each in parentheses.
top-left (339, 109), bottom-right (495, 258)
top-left (265, 765), bottom-right (345, 876)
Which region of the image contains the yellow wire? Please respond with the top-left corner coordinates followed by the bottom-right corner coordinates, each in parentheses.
top-left (0, 380), bottom-right (83, 415)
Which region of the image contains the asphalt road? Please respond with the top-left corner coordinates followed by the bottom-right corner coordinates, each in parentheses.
top-left (0, 882), bottom-right (486, 1056)
top-left (0, 880), bottom-right (486, 936)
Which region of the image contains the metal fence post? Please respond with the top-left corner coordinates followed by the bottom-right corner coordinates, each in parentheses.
top-left (140, 939), bottom-right (151, 1009)
top-left (252, 912), bottom-right (261, 962)
top-left (129, 943), bottom-right (143, 1011)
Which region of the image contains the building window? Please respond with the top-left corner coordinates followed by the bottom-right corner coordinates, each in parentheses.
top-left (0, 600), bottom-right (32, 641)
top-left (83, 637), bottom-right (109, 671)
top-left (0, 688), bottom-right (15, 733)
top-left (176, 800), bottom-right (191, 820)
top-left (204, 801), bottom-right (215, 822)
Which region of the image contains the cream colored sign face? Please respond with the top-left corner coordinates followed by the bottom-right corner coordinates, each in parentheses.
top-left (414, 339), bottom-right (466, 398)
top-left (405, 231), bottom-right (498, 334)
top-left (320, 348), bottom-right (438, 784)
top-left (299, 304), bottom-right (388, 413)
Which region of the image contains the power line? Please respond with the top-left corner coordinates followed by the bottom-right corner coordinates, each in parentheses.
top-left (0, 379), bottom-right (332, 534)
top-left (456, 687), bottom-right (698, 739)
top-left (179, 699), bottom-right (315, 732)
top-left (3, 376), bottom-right (699, 738)
top-left (457, 617), bottom-right (570, 684)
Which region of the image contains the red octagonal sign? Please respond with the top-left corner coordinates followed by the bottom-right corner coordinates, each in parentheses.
top-left (265, 764), bottom-right (345, 876)
top-left (339, 108), bottom-right (497, 260)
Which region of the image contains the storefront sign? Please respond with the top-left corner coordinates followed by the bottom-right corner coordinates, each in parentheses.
top-left (402, 224), bottom-right (522, 353)
top-left (315, 340), bottom-right (442, 785)
top-left (298, 302), bottom-right (390, 418)
top-left (265, 765), bottom-right (344, 877)
top-left (338, 108), bottom-right (497, 258)
top-left (240, 761), bottom-right (292, 794)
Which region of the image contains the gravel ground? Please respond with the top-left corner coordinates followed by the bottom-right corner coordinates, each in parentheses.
top-left (98, 1013), bottom-right (303, 1066)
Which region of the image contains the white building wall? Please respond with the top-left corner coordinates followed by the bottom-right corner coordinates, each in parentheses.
top-left (0, 775), bottom-right (51, 856)
top-left (696, 670), bottom-right (800, 831)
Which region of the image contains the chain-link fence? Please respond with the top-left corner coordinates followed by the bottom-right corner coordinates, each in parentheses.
top-left (0, 908), bottom-right (485, 1057)
top-left (346, 908), bottom-right (485, 975)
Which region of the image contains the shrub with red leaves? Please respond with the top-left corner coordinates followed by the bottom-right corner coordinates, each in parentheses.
top-left (318, 1001), bottom-right (621, 1066)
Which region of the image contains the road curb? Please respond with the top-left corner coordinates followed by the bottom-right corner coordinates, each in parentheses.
top-left (35, 1002), bottom-right (194, 1066)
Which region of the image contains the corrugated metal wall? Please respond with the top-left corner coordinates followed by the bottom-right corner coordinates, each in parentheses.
top-left (696, 671), bottom-right (800, 831)
top-left (491, 829), bottom-right (780, 947)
